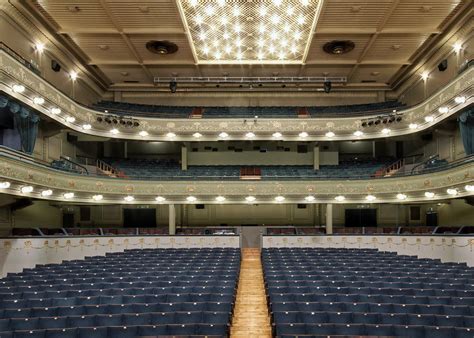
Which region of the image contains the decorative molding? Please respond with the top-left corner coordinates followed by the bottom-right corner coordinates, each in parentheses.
top-left (0, 153), bottom-right (472, 204)
top-left (262, 235), bottom-right (474, 266)
top-left (0, 236), bottom-right (240, 277)
top-left (1, 49), bottom-right (473, 141)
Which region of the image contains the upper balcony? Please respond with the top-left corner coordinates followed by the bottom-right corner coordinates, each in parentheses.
top-left (1, 47), bottom-right (473, 142)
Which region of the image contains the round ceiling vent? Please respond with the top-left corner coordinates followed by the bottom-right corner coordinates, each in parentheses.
top-left (323, 40), bottom-right (355, 55)
top-left (146, 40), bottom-right (179, 55)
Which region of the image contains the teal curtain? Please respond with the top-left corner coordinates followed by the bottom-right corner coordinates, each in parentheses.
top-left (10, 105), bottom-right (40, 154)
top-left (459, 107), bottom-right (474, 156)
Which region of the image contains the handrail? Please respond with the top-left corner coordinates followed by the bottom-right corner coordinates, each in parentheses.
top-left (0, 42), bottom-right (41, 76)
top-left (96, 159), bottom-right (127, 178)
top-left (411, 154), bottom-right (440, 174)
top-left (59, 156), bottom-right (88, 175)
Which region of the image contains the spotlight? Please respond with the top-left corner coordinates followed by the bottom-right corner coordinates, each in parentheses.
top-left (323, 80), bottom-right (332, 94)
top-left (35, 42), bottom-right (45, 53)
top-left (395, 116), bottom-right (402, 122)
top-left (70, 71), bottom-right (78, 81)
top-left (361, 122), bottom-right (368, 127)
top-left (169, 80), bottom-right (177, 93)
top-left (97, 117), bottom-right (103, 122)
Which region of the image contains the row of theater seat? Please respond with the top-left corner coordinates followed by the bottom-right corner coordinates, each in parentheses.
top-left (263, 248), bottom-right (474, 337)
top-left (0, 248), bottom-right (239, 337)
top-left (92, 100), bottom-right (405, 118)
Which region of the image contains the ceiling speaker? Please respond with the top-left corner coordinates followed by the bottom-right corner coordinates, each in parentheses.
top-left (323, 40), bottom-right (355, 55)
top-left (438, 59), bottom-right (448, 72)
top-left (51, 60), bottom-right (61, 72)
top-left (146, 40), bottom-right (178, 55)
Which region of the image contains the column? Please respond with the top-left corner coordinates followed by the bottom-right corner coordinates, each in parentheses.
top-left (326, 203), bottom-right (333, 235)
top-left (181, 144), bottom-right (188, 171)
top-left (313, 146), bottom-right (320, 170)
top-left (169, 204), bottom-right (176, 235)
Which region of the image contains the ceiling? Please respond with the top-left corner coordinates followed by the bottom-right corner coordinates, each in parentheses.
top-left (28, 0), bottom-right (468, 90)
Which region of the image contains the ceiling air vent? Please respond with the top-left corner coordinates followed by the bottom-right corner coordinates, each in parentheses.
top-left (323, 40), bottom-right (355, 55)
top-left (146, 40), bottom-right (179, 55)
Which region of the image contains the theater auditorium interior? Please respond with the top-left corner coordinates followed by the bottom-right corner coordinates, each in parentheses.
top-left (0, 0), bottom-right (473, 337)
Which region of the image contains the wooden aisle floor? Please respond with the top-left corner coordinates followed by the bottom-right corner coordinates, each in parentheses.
top-left (230, 248), bottom-right (272, 338)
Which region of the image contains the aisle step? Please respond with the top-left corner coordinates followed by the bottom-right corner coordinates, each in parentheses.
top-left (230, 248), bottom-right (272, 338)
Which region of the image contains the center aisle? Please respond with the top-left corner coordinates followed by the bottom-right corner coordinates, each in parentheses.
top-left (231, 248), bottom-right (272, 338)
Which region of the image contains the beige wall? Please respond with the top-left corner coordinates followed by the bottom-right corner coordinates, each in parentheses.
top-left (438, 199), bottom-right (474, 226)
top-left (12, 201), bottom-right (62, 228)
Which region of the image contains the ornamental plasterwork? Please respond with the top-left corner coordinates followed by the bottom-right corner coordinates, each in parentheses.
top-left (1, 50), bottom-right (473, 141)
top-left (0, 153), bottom-right (472, 204)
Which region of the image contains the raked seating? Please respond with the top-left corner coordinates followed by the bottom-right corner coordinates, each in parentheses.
top-left (263, 248), bottom-right (474, 338)
top-left (0, 248), bottom-right (240, 338)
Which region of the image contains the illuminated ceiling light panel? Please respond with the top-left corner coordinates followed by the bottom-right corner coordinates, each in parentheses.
top-left (178, 0), bottom-right (321, 64)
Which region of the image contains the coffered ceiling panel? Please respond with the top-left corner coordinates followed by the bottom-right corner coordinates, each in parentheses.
top-left (100, 65), bottom-right (150, 84)
top-left (363, 34), bottom-right (431, 63)
top-left (105, 0), bottom-right (184, 32)
top-left (299, 65), bottom-right (352, 77)
top-left (149, 66), bottom-right (200, 78)
top-left (351, 65), bottom-right (403, 84)
top-left (315, 0), bottom-right (393, 33)
top-left (69, 34), bottom-right (137, 63)
top-left (384, 0), bottom-right (463, 31)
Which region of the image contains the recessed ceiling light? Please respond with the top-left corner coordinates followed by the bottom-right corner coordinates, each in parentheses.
top-left (396, 193), bottom-right (407, 200)
top-left (124, 195), bottom-right (134, 202)
top-left (215, 196), bottom-right (226, 202)
top-left (186, 196), bottom-right (197, 202)
top-left (272, 132), bottom-right (282, 138)
top-left (305, 195), bottom-right (315, 202)
top-left (35, 42), bottom-right (45, 53)
top-left (353, 131), bottom-right (363, 137)
top-left (219, 132), bottom-right (229, 138)
top-left (424, 116), bottom-right (434, 123)
top-left (139, 131), bottom-right (149, 137)
top-left (365, 195), bottom-right (376, 202)
top-left (63, 192), bottom-right (75, 199)
top-left (446, 188), bottom-right (458, 196)
top-left (409, 123), bottom-right (418, 130)
top-left (424, 192), bottom-right (435, 198)
top-left (193, 132), bottom-right (203, 138)
top-left (82, 124), bottom-right (92, 130)
top-left (66, 116), bottom-right (76, 123)
top-left (274, 196), bottom-right (285, 202)
top-left (155, 196), bottom-right (166, 202)
top-left (381, 128), bottom-right (391, 135)
top-left (20, 186), bottom-right (34, 194)
top-left (438, 107), bottom-right (449, 114)
top-left (41, 189), bottom-right (53, 197)
top-left (12, 85), bottom-right (25, 93)
top-left (92, 194), bottom-right (103, 201)
top-left (335, 195), bottom-right (345, 202)
top-left (245, 196), bottom-right (256, 202)
top-left (421, 71), bottom-right (429, 81)
top-left (70, 71), bottom-right (78, 81)
top-left (453, 42), bottom-right (462, 53)
top-left (299, 131), bottom-right (308, 138)
top-left (0, 182), bottom-right (11, 189)
top-left (454, 96), bottom-right (466, 104)
top-left (110, 128), bottom-right (119, 134)
top-left (51, 108), bottom-right (61, 115)
top-left (166, 132), bottom-right (176, 138)
top-left (33, 97), bottom-right (45, 105)
top-left (245, 132), bottom-right (256, 138)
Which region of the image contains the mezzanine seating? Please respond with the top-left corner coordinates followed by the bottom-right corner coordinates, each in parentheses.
top-left (92, 101), bottom-right (406, 119)
top-left (0, 248), bottom-right (240, 337)
top-left (263, 248), bottom-right (474, 338)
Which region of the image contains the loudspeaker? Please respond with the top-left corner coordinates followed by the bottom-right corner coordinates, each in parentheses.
top-left (421, 133), bottom-right (433, 141)
top-left (51, 60), bottom-right (61, 72)
top-left (438, 59), bottom-right (448, 72)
